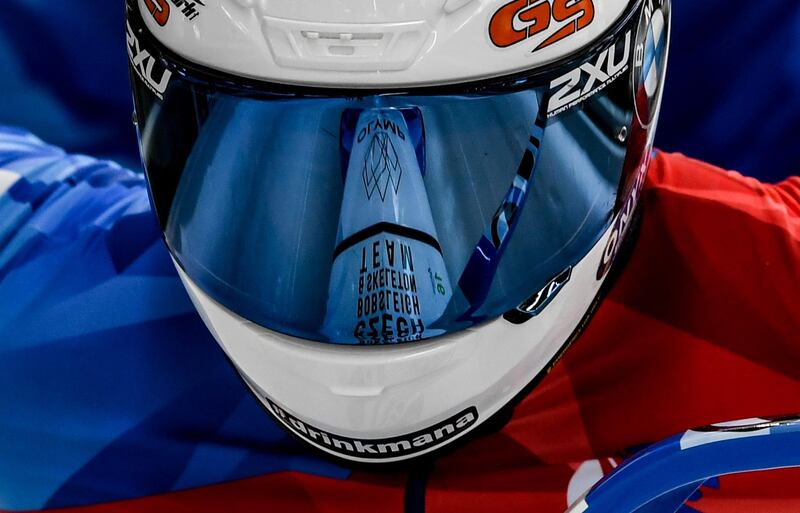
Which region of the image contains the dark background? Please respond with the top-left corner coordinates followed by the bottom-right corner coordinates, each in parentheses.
top-left (0, 0), bottom-right (798, 181)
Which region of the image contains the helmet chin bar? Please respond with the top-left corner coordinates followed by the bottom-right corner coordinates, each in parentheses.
top-left (174, 212), bottom-right (618, 463)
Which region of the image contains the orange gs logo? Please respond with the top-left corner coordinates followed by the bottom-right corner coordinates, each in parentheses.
top-left (489, 0), bottom-right (595, 51)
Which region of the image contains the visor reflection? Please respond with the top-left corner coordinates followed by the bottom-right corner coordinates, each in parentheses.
top-left (137, 81), bottom-right (628, 344)
top-left (324, 108), bottom-right (451, 343)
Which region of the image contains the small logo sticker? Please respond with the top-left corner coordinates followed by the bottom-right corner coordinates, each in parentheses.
top-left (143, 0), bottom-right (205, 26)
top-left (143, 0), bottom-right (170, 26)
top-left (171, 0), bottom-right (205, 22)
top-left (363, 131), bottom-right (403, 201)
top-left (632, 0), bottom-right (669, 127)
top-left (547, 30), bottom-right (631, 118)
top-left (489, 0), bottom-right (595, 52)
top-left (267, 399), bottom-right (479, 461)
top-left (127, 21), bottom-right (173, 99)
top-left (596, 154), bottom-right (648, 280)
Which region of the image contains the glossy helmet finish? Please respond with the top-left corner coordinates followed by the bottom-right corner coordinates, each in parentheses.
top-left (127, 0), bottom-right (670, 463)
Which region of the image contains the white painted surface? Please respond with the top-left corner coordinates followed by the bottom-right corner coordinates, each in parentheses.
top-left (139, 0), bottom-right (632, 87)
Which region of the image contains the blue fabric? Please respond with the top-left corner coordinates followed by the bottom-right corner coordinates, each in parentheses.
top-left (657, 0), bottom-right (800, 182)
top-left (0, 1), bottom-right (799, 180)
top-left (0, 2), bottom-right (139, 171)
top-left (0, 128), bottom-right (348, 511)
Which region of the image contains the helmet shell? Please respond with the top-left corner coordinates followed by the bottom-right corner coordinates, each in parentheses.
top-left (137, 0), bottom-right (630, 87)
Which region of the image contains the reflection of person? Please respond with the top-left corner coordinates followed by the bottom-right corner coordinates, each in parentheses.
top-left (0, 4), bottom-right (799, 513)
top-left (323, 108), bottom-right (452, 344)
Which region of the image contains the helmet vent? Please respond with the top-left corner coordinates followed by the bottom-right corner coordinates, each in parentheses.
top-left (329, 45), bottom-right (356, 56)
top-left (262, 16), bottom-right (430, 72)
top-left (302, 31), bottom-right (385, 41)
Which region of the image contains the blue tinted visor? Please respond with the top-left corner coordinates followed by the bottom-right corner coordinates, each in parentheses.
top-left (129, 1), bottom-right (662, 345)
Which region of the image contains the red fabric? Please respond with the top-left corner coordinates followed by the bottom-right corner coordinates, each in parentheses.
top-left (32, 153), bottom-right (800, 512)
top-left (427, 152), bottom-right (800, 512)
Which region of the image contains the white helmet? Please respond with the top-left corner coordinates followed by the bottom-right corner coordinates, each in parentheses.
top-left (127, 0), bottom-right (670, 463)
